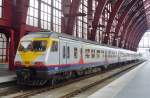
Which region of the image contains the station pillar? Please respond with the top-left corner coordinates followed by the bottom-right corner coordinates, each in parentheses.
top-left (9, 29), bottom-right (15, 70)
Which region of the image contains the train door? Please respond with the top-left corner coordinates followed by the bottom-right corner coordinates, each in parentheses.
top-left (118, 51), bottom-right (121, 63)
top-left (49, 39), bottom-right (59, 65)
top-left (80, 48), bottom-right (83, 61)
top-left (66, 44), bottom-right (70, 64)
top-left (60, 40), bottom-right (67, 64)
top-left (105, 50), bottom-right (108, 64)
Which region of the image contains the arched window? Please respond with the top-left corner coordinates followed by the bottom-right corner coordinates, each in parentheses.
top-left (0, 33), bottom-right (7, 63)
top-left (26, 0), bottom-right (62, 32)
top-left (0, 0), bottom-right (3, 18)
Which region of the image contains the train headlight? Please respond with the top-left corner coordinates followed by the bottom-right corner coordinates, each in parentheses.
top-left (35, 62), bottom-right (44, 66)
top-left (15, 61), bottom-right (21, 65)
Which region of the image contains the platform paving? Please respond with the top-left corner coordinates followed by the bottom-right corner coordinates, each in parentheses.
top-left (0, 64), bottom-right (16, 83)
top-left (88, 61), bottom-right (149, 98)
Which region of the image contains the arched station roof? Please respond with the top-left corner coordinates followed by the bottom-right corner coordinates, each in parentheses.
top-left (0, 0), bottom-right (149, 52)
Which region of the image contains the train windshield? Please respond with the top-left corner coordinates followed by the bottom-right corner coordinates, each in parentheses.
top-left (18, 40), bottom-right (47, 52)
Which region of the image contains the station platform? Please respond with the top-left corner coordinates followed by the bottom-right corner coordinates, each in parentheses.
top-left (88, 61), bottom-right (150, 98)
top-left (0, 64), bottom-right (16, 83)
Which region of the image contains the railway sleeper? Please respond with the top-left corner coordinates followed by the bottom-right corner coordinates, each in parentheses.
top-left (17, 79), bottom-right (47, 86)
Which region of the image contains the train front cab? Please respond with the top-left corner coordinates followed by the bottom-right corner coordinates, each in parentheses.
top-left (14, 34), bottom-right (59, 85)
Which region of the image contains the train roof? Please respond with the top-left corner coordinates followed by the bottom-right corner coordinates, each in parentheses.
top-left (26, 31), bottom-right (136, 53)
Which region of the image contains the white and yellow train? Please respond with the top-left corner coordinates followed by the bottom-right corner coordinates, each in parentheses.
top-left (15, 32), bottom-right (140, 85)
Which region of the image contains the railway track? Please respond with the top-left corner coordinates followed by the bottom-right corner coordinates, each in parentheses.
top-left (63, 63), bottom-right (140, 98)
top-left (0, 81), bottom-right (35, 97)
top-left (0, 61), bottom-right (143, 98)
top-left (0, 81), bottom-right (19, 96)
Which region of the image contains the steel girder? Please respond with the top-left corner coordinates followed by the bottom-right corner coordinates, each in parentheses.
top-left (135, 22), bottom-right (149, 45)
top-left (123, 5), bottom-right (150, 49)
top-left (133, 28), bottom-right (146, 51)
top-left (88, 0), bottom-right (108, 40)
top-left (11, 0), bottom-right (29, 49)
top-left (128, 22), bottom-right (146, 50)
top-left (13, 0), bottom-right (29, 69)
top-left (121, 13), bottom-right (146, 48)
top-left (125, 12), bottom-right (150, 49)
top-left (64, 0), bottom-right (81, 35)
top-left (131, 20), bottom-right (148, 50)
top-left (0, 0), bottom-right (12, 26)
top-left (87, 0), bottom-right (93, 37)
top-left (103, 0), bottom-right (125, 44)
top-left (0, 28), bottom-right (15, 70)
top-left (118, 5), bottom-right (145, 47)
top-left (123, 14), bottom-right (146, 46)
top-left (112, 0), bottom-right (140, 46)
top-left (143, 0), bottom-right (150, 6)
top-left (126, 19), bottom-right (147, 50)
top-left (9, 29), bottom-right (15, 70)
top-left (130, 28), bottom-right (145, 50)
top-left (125, 17), bottom-right (146, 49)
top-left (0, 0), bottom-right (29, 70)
top-left (134, 26), bottom-right (147, 51)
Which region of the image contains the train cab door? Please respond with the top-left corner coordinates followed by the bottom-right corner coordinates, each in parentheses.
top-left (60, 40), bottom-right (67, 65)
top-left (66, 44), bottom-right (71, 64)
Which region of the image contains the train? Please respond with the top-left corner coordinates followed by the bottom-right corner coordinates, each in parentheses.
top-left (14, 32), bottom-right (140, 85)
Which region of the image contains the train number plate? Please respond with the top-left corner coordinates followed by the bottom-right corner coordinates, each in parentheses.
top-left (24, 61), bottom-right (31, 65)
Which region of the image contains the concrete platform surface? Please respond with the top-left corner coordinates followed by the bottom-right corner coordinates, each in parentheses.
top-left (88, 61), bottom-right (149, 98)
top-left (0, 64), bottom-right (16, 83)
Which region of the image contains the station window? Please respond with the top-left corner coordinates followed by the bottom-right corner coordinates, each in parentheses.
top-left (41, 1), bottom-right (51, 30)
top-left (74, 48), bottom-right (78, 58)
top-left (26, 0), bottom-right (38, 27)
top-left (0, 33), bottom-right (7, 63)
top-left (53, 0), bottom-right (62, 32)
top-left (74, 0), bottom-right (88, 39)
top-left (27, 0), bottom-right (61, 32)
top-left (51, 40), bottom-right (58, 52)
top-left (0, 0), bottom-right (2, 18)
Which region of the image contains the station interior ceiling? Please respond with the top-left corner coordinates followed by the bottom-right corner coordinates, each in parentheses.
top-left (0, 0), bottom-right (149, 68)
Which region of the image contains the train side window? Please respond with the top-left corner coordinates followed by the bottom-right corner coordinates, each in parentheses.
top-left (97, 50), bottom-right (100, 58)
top-left (85, 49), bottom-right (90, 58)
top-left (91, 49), bottom-right (95, 58)
top-left (51, 40), bottom-right (58, 52)
top-left (63, 46), bottom-right (66, 58)
top-left (74, 48), bottom-right (78, 58)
